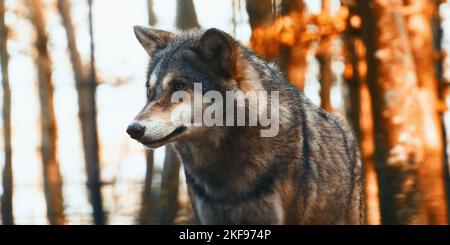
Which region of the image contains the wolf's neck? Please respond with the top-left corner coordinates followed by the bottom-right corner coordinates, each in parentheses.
top-left (173, 125), bottom-right (294, 204)
top-left (175, 126), bottom-right (255, 172)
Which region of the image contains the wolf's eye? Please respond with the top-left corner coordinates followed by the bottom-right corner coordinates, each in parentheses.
top-left (172, 81), bottom-right (186, 92)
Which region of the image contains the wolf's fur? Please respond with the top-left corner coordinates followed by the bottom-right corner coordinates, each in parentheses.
top-left (128, 26), bottom-right (366, 224)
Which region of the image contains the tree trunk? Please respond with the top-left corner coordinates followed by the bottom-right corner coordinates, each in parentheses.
top-left (278, 0), bottom-right (306, 89)
top-left (343, 25), bottom-right (362, 140)
top-left (344, 7), bottom-right (380, 224)
top-left (138, 0), bottom-right (158, 225)
top-left (347, 39), bottom-right (381, 225)
top-left (155, 0), bottom-right (199, 224)
top-left (0, 0), bottom-right (13, 225)
top-left (317, 50), bottom-right (333, 112)
top-left (245, 0), bottom-right (272, 61)
top-left (158, 146), bottom-right (181, 224)
top-left (317, 0), bottom-right (334, 112)
top-left (86, 0), bottom-right (105, 225)
top-left (57, 0), bottom-right (105, 225)
top-left (246, 0), bottom-right (274, 61)
top-left (138, 150), bottom-right (155, 224)
top-left (433, 0), bottom-right (450, 224)
top-left (246, 0), bottom-right (273, 31)
top-left (30, 0), bottom-right (65, 225)
top-left (147, 0), bottom-right (157, 26)
top-left (231, 0), bottom-right (238, 36)
top-left (360, 0), bottom-right (427, 224)
top-left (175, 0), bottom-right (199, 31)
top-left (404, 0), bottom-right (448, 224)
top-left (246, 0), bottom-right (307, 89)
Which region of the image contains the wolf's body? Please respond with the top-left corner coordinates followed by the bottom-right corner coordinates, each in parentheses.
top-left (128, 27), bottom-right (366, 224)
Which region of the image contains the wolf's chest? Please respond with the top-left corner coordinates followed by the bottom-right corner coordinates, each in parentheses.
top-left (190, 190), bottom-right (284, 225)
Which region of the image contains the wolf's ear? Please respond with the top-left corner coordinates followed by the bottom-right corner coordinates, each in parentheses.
top-left (195, 28), bottom-right (237, 77)
top-left (134, 26), bottom-right (174, 56)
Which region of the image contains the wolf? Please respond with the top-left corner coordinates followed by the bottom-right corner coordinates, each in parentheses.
top-left (127, 26), bottom-right (366, 224)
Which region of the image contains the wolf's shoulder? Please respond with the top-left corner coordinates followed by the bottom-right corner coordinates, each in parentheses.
top-left (292, 92), bottom-right (359, 157)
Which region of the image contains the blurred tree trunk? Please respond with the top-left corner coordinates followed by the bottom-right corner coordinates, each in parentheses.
top-left (138, 0), bottom-right (157, 225)
top-left (175, 0), bottom-right (199, 31)
top-left (246, 0), bottom-right (278, 64)
top-left (86, 0), bottom-right (104, 225)
top-left (30, 0), bottom-right (65, 225)
top-left (317, 51), bottom-right (333, 112)
top-left (344, 6), bottom-right (380, 225)
top-left (279, 0), bottom-right (306, 89)
top-left (433, 0), bottom-right (450, 224)
top-left (246, 0), bottom-right (307, 89)
top-left (155, 0), bottom-right (200, 225)
top-left (359, 0), bottom-right (427, 224)
top-left (404, 0), bottom-right (448, 224)
top-left (57, 0), bottom-right (105, 225)
top-left (317, 0), bottom-right (334, 112)
top-left (344, 26), bottom-right (361, 139)
top-left (0, 0), bottom-right (13, 225)
top-left (158, 146), bottom-right (181, 224)
top-left (246, 0), bottom-right (273, 31)
top-left (147, 0), bottom-right (157, 26)
top-left (231, 0), bottom-right (238, 36)
top-left (246, 0), bottom-right (273, 62)
top-left (139, 150), bottom-right (155, 224)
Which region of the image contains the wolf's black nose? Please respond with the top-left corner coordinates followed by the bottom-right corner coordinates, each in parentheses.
top-left (127, 123), bottom-right (145, 140)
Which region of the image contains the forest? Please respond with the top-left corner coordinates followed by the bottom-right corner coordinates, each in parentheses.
top-left (0, 0), bottom-right (450, 225)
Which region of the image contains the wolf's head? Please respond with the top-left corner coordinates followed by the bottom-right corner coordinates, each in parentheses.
top-left (127, 26), bottom-right (278, 149)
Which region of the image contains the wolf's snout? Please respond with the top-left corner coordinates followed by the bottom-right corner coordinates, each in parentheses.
top-left (127, 123), bottom-right (145, 140)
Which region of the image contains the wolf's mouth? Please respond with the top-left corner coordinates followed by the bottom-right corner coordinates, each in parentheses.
top-left (142, 126), bottom-right (187, 149)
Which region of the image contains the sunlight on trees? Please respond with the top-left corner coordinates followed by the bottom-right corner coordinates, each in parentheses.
top-left (0, 0), bottom-right (449, 225)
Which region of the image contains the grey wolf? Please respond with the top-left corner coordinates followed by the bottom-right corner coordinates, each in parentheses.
top-left (127, 26), bottom-right (366, 224)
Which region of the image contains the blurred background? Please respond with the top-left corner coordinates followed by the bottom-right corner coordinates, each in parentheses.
top-left (0, 0), bottom-right (449, 225)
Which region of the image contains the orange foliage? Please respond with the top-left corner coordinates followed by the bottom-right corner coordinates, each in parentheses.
top-left (250, 6), bottom-right (349, 59)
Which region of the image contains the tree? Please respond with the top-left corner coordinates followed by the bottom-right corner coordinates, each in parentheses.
top-left (138, 0), bottom-right (157, 225)
top-left (138, 148), bottom-right (156, 224)
top-left (158, 146), bottom-right (181, 224)
top-left (344, 4), bottom-right (380, 225)
top-left (404, 0), bottom-right (448, 224)
top-left (0, 0), bottom-right (13, 225)
top-left (57, 0), bottom-right (105, 225)
top-left (175, 0), bottom-right (199, 31)
top-left (86, 0), bottom-right (105, 225)
top-left (247, 0), bottom-right (308, 89)
top-left (147, 0), bottom-right (157, 26)
top-left (278, 0), bottom-right (307, 89)
top-left (246, 0), bottom-right (273, 61)
top-left (359, 0), bottom-right (427, 224)
top-left (155, 0), bottom-right (199, 224)
top-left (246, 0), bottom-right (273, 34)
top-left (317, 0), bottom-right (334, 112)
top-left (29, 0), bottom-right (65, 225)
top-left (432, 0), bottom-right (450, 223)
